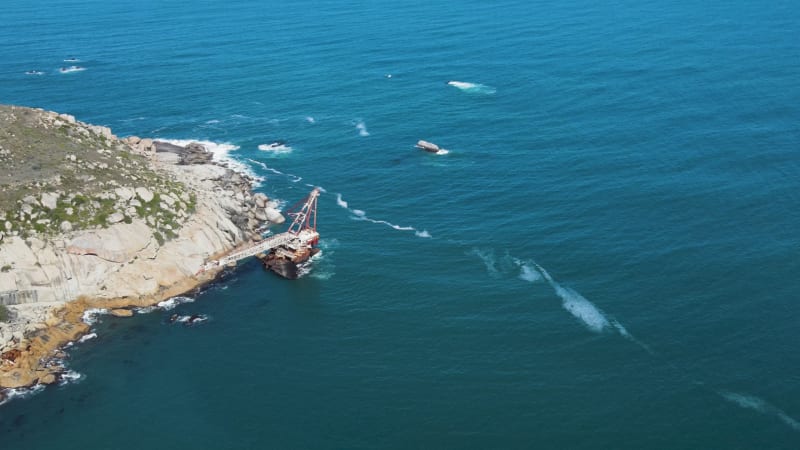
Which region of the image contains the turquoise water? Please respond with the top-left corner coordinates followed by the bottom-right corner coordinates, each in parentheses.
top-left (2, 0), bottom-right (800, 448)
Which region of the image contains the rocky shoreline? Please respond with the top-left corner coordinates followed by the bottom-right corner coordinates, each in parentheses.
top-left (0, 106), bottom-right (282, 398)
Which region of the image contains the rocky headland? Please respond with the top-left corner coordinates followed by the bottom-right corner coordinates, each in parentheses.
top-left (0, 104), bottom-right (284, 394)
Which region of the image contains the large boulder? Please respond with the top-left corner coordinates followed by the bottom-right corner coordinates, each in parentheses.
top-left (253, 193), bottom-right (269, 208)
top-left (264, 207), bottom-right (285, 224)
top-left (115, 187), bottom-right (134, 201)
top-left (107, 212), bottom-right (125, 224)
top-left (135, 187), bottom-right (154, 203)
top-left (40, 192), bottom-right (59, 210)
top-left (66, 221), bottom-right (152, 263)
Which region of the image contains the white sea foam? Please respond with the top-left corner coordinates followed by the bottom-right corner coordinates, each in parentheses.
top-left (469, 248), bottom-right (500, 277)
top-left (305, 116), bottom-right (316, 124)
top-left (59, 66), bottom-right (86, 73)
top-left (447, 80), bottom-right (496, 94)
top-left (247, 159), bottom-right (301, 182)
top-left (307, 248), bottom-right (335, 280)
top-left (25, 70), bottom-right (45, 76)
top-left (258, 142), bottom-right (293, 154)
top-left (355, 121), bottom-right (370, 136)
top-left (159, 139), bottom-right (263, 185)
top-left (529, 261), bottom-right (613, 333)
top-left (157, 296), bottom-right (195, 311)
top-left (336, 194), bottom-right (349, 209)
top-left (435, 149), bottom-right (450, 155)
top-left (720, 391), bottom-right (800, 431)
top-left (59, 370), bottom-right (84, 386)
top-left (63, 57), bottom-right (80, 62)
top-left (336, 193), bottom-right (429, 237)
top-left (171, 314), bottom-right (209, 325)
top-left (517, 262), bottom-right (543, 283)
top-left (81, 308), bottom-right (109, 325)
top-left (77, 333), bottom-right (98, 344)
top-left (0, 384), bottom-right (46, 406)
top-left (554, 285), bottom-right (610, 332)
top-left (611, 319), bottom-right (654, 354)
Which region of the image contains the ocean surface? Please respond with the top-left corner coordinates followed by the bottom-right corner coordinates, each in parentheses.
top-left (1, 0), bottom-right (799, 448)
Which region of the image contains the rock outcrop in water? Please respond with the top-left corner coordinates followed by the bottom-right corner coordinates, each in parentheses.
top-left (0, 104), bottom-right (284, 389)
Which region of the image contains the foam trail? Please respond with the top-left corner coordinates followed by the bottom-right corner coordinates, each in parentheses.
top-left (469, 248), bottom-right (500, 278)
top-left (336, 193), bottom-right (430, 237)
top-left (529, 262), bottom-right (612, 333)
top-left (512, 258), bottom-right (543, 283)
top-left (720, 391), bottom-right (800, 432)
top-left (531, 262), bottom-right (555, 284)
top-left (611, 319), bottom-right (654, 354)
top-left (555, 285), bottom-right (610, 332)
top-left (247, 159), bottom-right (302, 182)
top-left (305, 116), bottom-right (315, 124)
top-left (447, 80), bottom-right (496, 94)
top-left (336, 194), bottom-right (348, 209)
top-left (356, 121), bottom-right (369, 136)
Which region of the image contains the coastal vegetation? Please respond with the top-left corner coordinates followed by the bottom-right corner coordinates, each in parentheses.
top-left (0, 105), bottom-right (195, 243)
top-left (0, 305), bottom-right (7, 322)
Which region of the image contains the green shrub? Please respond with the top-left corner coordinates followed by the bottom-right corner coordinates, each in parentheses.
top-left (1, 265), bottom-right (11, 272)
top-left (0, 305), bottom-right (8, 322)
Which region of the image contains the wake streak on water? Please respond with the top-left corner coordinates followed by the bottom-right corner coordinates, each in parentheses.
top-left (511, 256), bottom-right (797, 432)
top-left (447, 80), bottom-right (496, 95)
top-left (528, 262), bottom-right (615, 334)
top-left (719, 391), bottom-right (800, 432)
top-left (336, 193), bottom-right (431, 238)
top-left (247, 159), bottom-right (303, 183)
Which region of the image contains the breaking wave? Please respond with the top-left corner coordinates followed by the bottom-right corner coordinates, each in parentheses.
top-left (77, 333), bottom-right (98, 344)
top-left (156, 296), bottom-right (196, 311)
top-left (159, 139), bottom-right (263, 185)
top-left (447, 80), bottom-right (496, 94)
top-left (59, 370), bottom-right (84, 386)
top-left (82, 308), bottom-right (109, 325)
top-left (305, 116), bottom-right (315, 124)
top-left (258, 142), bottom-right (293, 154)
top-left (0, 384), bottom-right (45, 406)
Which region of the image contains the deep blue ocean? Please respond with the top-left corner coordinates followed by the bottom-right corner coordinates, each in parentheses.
top-left (2, 0), bottom-right (799, 448)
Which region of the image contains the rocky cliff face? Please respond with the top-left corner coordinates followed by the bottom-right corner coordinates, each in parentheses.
top-left (0, 105), bottom-right (284, 387)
